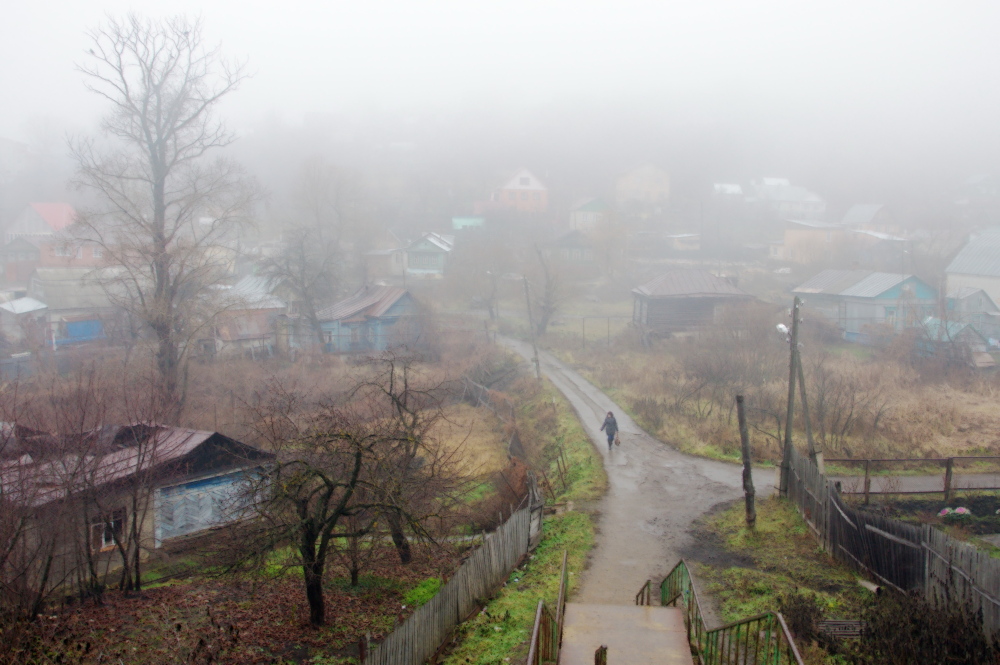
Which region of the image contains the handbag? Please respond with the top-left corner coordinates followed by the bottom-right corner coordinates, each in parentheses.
top-left (614, 432), bottom-right (621, 446)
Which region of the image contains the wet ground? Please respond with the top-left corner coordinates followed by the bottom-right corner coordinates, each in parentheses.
top-left (501, 338), bottom-right (774, 623)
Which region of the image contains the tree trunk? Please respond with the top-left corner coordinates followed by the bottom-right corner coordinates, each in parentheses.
top-left (387, 512), bottom-right (412, 564)
top-left (350, 563), bottom-right (360, 587)
top-left (304, 562), bottom-right (326, 626)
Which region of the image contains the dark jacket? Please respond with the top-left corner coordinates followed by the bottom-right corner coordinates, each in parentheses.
top-left (600, 415), bottom-right (618, 436)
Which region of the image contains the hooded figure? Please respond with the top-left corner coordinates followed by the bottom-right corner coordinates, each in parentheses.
top-left (600, 411), bottom-right (618, 450)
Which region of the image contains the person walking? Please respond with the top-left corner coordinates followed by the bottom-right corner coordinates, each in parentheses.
top-left (600, 411), bottom-right (618, 450)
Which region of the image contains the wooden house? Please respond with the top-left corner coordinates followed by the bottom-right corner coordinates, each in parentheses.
top-left (405, 233), bottom-right (454, 278)
top-left (632, 269), bottom-right (753, 333)
top-left (0, 424), bottom-right (273, 592)
top-left (792, 270), bottom-right (937, 340)
top-left (316, 286), bottom-right (421, 354)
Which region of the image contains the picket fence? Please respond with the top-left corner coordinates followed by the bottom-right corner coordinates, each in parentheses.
top-left (786, 445), bottom-right (1000, 637)
top-left (366, 505), bottom-right (532, 665)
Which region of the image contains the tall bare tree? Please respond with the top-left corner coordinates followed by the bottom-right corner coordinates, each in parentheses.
top-left (262, 159), bottom-right (368, 349)
top-left (72, 14), bottom-right (257, 412)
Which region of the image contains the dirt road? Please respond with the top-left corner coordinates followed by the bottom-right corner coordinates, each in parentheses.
top-left (501, 338), bottom-right (774, 608)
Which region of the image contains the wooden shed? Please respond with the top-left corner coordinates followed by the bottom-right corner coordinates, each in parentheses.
top-left (632, 270), bottom-right (753, 333)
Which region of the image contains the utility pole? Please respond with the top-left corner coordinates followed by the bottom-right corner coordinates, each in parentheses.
top-left (779, 296), bottom-right (801, 497)
top-left (736, 395), bottom-right (756, 530)
top-left (796, 355), bottom-right (824, 473)
top-left (523, 277), bottom-right (541, 380)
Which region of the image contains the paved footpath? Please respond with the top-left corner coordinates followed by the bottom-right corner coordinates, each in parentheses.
top-left (501, 338), bottom-right (774, 611)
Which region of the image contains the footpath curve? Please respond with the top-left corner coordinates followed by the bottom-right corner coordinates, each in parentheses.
top-left (501, 337), bottom-right (774, 608)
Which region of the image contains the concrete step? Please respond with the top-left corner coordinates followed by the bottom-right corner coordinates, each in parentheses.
top-left (559, 603), bottom-right (694, 665)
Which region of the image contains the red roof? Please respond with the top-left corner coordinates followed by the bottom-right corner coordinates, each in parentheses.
top-left (29, 203), bottom-right (77, 232)
top-left (316, 286), bottom-right (410, 322)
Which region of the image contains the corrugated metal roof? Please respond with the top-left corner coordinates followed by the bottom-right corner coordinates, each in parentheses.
top-left (229, 275), bottom-right (285, 310)
top-left (841, 272), bottom-right (913, 297)
top-left (1, 425), bottom-right (268, 507)
top-left (786, 219), bottom-right (841, 229)
top-left (633, 270), bottom-right (750, 298)
top-left (841, 204), bottom-right (885, 227)
top-left (792, 270), bottom-right (870, 295)
top-left (316, 285), bottom-right (409, 322)
top-left (792, 270), bottom-right (914, 298)
top-left (0, 297), bottom-right (47, 314)
top-left (946, 228), bottom-right (1000, 277)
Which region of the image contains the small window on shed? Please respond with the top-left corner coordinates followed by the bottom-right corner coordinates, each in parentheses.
top-left (91, 509), bottom-right (126, 552)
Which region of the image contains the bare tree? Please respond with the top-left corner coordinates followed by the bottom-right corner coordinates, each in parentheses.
top-left (532, 246), bottom-right (566, 336)
top-left (262, 159), bottom-right (370, 350)
top-left (72, 14), bottom-right (257, 413)
top-left (230, 400), bottom-right (403, 626)
top-left (353, 352), bottom-right (465, 564)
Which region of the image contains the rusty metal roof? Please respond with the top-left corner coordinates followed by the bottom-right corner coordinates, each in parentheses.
top-left (632, 270), bottom-right (750, 298)
top-left (1, 425), bottom-right (269, 507)
top-left (316, 285), bottom-right (410, 322)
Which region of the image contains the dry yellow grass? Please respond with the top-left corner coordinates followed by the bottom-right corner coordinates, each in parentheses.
top-left (432, 403), bottom-right (509, 475)
top-left (554, 337), bottom-right (1000, 462)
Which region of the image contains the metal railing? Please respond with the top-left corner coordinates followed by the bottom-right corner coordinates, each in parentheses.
top-left (637, 560), bottom-right (804, 665)
top-left (526, 551), bottom-right (569, 665)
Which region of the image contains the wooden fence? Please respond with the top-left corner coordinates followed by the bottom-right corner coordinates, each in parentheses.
top-left (785, 445), bottom-right (1000, 637)
top-left (366, 505), bottom-right (533, 665)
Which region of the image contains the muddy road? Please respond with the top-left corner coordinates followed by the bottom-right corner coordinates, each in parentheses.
top-left (501, 338), bottom-right (774, 610)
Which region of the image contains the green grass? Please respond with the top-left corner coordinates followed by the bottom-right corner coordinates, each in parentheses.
top-left (442, 512), bottom-right (594, 665)
top-left (442, 376), bottom-right (606, 664)
top-left (403, 577), bottom-right (442, 607)
top-left (700, 497), bottom-right (868, 623)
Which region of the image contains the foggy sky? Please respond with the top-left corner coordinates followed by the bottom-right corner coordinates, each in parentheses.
top-left (3, 1), bottom-right (1000, 208)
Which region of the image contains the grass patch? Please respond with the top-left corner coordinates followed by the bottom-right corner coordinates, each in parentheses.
top-left (442, 511), bottom-right (594, 665)
top-left (403, 577), bottom-right (442, 607)
top-left (700, 496), bottom-right (868, 623)
top-left (442, 373), bottom-right (606, 664)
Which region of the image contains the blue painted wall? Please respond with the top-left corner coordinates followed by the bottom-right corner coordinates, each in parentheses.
top-left (320, 295), bottom-right (420, 353)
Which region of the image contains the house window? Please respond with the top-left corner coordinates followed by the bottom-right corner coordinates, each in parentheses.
top-left (93, 246), bottom-right (103, 259)
top-left (521, 192), bottom-right (529, 200)
top-left (54, 245), bottom-right (74, 258)
top-left (533, 192), bottom-right (541, 200)
top-left (508, 192), bottom-right (517, 201)
top-left (91, 509), bottom-right (126, 552)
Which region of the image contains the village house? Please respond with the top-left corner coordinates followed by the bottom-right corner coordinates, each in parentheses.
top-left (480, 168), bottom-right (548, 214)
top-left (206, 275), bottom-right (287, 359)
top-left (363, 229), bottom-right (408, 281)
top-left (405, 232), bottom-right (454, 278)
top-left (315, 285), bottom-right (421, 354)
top-left (792, 270), bottom-right (937, 340)
top-left (749, 178), bottom-right (826, 221)
top-left (568, 198), bottom-right (610, 233)
top-left (946, 228), bottom-right (1000, 308)
top-left (632, 269), bottom-right (753, 333)
top-left (1, 237), bottom-right (42, 284)
top-left (0, 297), bottom-right (47, 345)
top-left (919, 316), bottom-right (995, 368)
top-left (5, 203), bottom-right (77, 244)
top-left (615, 165), bottom-right (671, 210)
top-left (946, 287), bottom-right (1000, 341)
top-left (27, 267), bottom-right (118, 348)
top-left (1, 424), bottom-right (273, 586)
